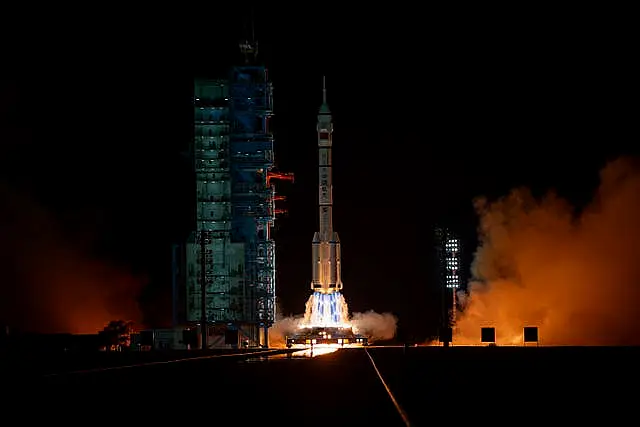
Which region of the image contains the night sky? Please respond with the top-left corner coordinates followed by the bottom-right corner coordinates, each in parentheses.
top-left (1, 6), bottom-right (637, 339)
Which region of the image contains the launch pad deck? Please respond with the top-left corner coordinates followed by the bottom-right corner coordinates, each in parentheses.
top-left (286, 326), bottom-right (368, 348)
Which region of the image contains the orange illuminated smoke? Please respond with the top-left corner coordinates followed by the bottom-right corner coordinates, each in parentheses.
top-left (454, 157), bottom-right (640, 346)
top-left (0, 182), bottom-right (145, 335)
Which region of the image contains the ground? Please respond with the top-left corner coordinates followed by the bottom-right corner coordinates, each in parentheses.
top-left (7, 346), bottom-right (639, 425)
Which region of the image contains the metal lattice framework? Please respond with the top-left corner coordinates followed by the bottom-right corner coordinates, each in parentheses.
top-left (181, 38), bottom-right (293, 348)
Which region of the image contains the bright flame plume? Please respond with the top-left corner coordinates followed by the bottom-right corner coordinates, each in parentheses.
top-left (300, 292), bottom-right (351, 329)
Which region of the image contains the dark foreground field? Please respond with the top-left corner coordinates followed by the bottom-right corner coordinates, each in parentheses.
top-left (1, 347), bottom-right (280, 377)
top-left (7, 346), bottom-right (639, 426)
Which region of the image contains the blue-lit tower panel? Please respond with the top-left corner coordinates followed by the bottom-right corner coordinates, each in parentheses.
top-left (229, 64), bottom-right (276, 339)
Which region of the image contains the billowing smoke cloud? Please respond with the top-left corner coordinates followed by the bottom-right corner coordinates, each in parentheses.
top-left (0, 183), bottom-right (145, 334)
top-left (351, 310), bottom-right (398, 342)
top-left (455, 157), bottom-right (640, 345)
top-left (269, 314), bottom-right (304, 348)
top-left (269, 310), bottom-right (398, 347)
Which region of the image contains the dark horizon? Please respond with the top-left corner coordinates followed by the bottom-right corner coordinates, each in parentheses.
top-left (1, 6), bottom-right (637, 340)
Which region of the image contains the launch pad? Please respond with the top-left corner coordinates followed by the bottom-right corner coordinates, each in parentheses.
top-left (286, 326), bottom-right (368, 348)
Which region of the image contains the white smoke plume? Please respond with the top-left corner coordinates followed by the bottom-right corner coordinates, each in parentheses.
top-left (269, 314), bottom-right (304, 348)
top-left (269, 310), bottom-right (398, 346)
top-left (351, 310), bottom-right (398, 342)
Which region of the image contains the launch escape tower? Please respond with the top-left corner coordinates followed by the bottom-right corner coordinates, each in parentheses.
top-left (180, 40), bottom-right (293, 348)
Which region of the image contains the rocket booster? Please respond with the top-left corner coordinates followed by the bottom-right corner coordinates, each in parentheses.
top-left (311, 77), bottom-right (342, 294)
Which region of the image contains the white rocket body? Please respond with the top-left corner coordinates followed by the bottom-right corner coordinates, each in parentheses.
top-left (311, 77), bottom-right (342, 294)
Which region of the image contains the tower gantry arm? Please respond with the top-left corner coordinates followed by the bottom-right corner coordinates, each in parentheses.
top-left (267, 171), bottom-right (295, 185)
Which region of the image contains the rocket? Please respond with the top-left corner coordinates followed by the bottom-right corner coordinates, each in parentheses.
top-left (311, 76), bottom-right (342, 294)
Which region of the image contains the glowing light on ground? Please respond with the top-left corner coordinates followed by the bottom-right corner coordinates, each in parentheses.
top-left (291, 343), bottom-right (342, 357)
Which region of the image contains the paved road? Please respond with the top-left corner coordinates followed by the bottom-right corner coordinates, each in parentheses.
top-left (30, 348), bottom-right (407, 426)
top-left (366, 346), bottom-right (640, 424)
top-left (14, 346), bottom-right (640, 426)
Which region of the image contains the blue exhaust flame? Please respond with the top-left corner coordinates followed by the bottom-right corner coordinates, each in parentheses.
top-left (302, 291), bottom-right (350, 328)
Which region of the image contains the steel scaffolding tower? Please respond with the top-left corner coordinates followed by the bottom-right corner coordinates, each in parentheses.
top-left (229, 62), bottom-right (275, 346)
top-left (183, 41), bottom-right (292, 348)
